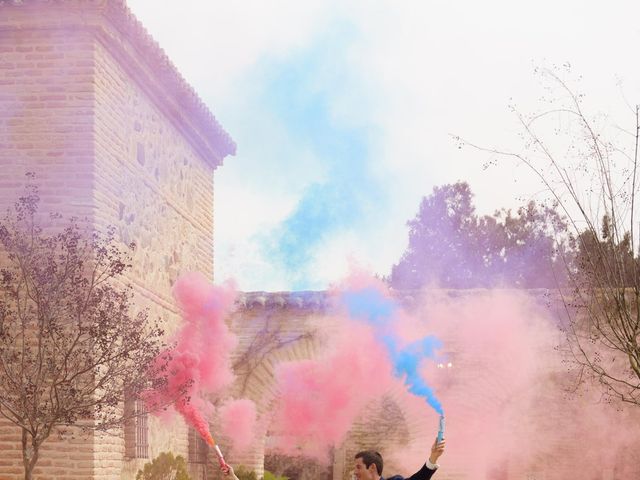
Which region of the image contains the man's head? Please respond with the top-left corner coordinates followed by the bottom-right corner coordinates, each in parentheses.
top-left (354, 450), bottom-right (383, 479)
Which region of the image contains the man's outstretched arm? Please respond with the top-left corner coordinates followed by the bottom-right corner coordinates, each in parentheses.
top-left (428, 438), bottom-right (445, 468)
top-left (407, 438), bottom-right (445, 480)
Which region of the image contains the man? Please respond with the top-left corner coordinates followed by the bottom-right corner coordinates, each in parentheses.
top-left (353, 438), bottom-right (445, 480)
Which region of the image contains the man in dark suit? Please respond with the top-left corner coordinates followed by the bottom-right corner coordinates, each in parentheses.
top-left (353, 438), bottom-right (445, 480)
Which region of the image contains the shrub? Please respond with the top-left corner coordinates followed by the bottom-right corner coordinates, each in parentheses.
top-left (263, 471), bottom-right (288, 480)
top-left (136, 452), bottom-right (191, 480)
top-left (234, 465), bottom-right (258, 480)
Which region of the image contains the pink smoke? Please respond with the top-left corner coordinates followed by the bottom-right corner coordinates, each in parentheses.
top-left (383, 288), bottom-right (640, 479)
top-left (270, 322), bottom-right (395, 459)
top-left (146, 272), bottom-right (238, 445)
top-left (267, 272), bottom-right (640, 478)
top-left (144, 270), bottom-right (640, 478)
top-left (219, 398), bottom-right (258, 455)
top-left (268, 273), bottom-right (447, 461)
top-left (171, 272), bottom-right (238, 393)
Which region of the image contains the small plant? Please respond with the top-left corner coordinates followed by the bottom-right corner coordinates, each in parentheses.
top-left (136, 452), bottom-right (191, 480)
top-left (263, 471), bottom-right (288, 480)
top-left (234, 465), bottom-right (258, 480)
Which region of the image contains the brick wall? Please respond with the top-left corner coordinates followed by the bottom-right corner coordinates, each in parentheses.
top-left (224, 295), bottom-right (330, 478)
top-left (0, 2), bottom-right (231, 479)
top-left (0, 23), bottom-right (95, 220)
top-left (91, 29), bottom-right (217, 480)
top-left (0, 11), bottom-right (97, 479)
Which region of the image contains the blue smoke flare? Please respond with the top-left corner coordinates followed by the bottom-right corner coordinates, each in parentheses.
top-left (340, 287), bottom-right (445, 415)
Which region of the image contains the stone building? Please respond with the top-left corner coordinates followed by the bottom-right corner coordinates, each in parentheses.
top-left (0, 1), bottom-right (234, 479)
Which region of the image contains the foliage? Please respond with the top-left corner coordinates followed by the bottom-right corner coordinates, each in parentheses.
top-left (263, 471), bottom-right (289, 480)
top-left (264, 453), bottom-right (331, 480)
top-left (0, 177), bottom-right (170, 479)
top-left (136, 452), bottom-right (191, 480)
top-left (234, 465), bottom-right (258, 480)
top-left (460, 68), bottom-right (640, 406)
top-left (390, 181), bottom-right (569, 289)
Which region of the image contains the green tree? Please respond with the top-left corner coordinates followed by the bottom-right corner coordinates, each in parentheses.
top-left (390, 181), bottom-right (567, 289)
top-left (264, 452), bottom-right (331, 480)
top-left (497, 201), bottom-right (569, 287)
top-left (575, 214), bottom-right (638, 287)
top-left (391, 182), bottom-right (482, 289)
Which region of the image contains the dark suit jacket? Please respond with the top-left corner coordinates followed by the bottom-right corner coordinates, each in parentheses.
top-left (383, 463), bottom-right (437, 480)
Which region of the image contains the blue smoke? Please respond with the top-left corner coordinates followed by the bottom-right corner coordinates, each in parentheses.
top-left (342, 287), bottom-right (397, 325)
top-left (389, 337), bottom-right (444, 415)
top-left (340, 287), bottom-right (445, 415)
top-left (251, 27), bottom-right (384, 290)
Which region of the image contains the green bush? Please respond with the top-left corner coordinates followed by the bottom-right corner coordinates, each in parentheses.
top-left (234, 465), bottom-right (258, 480)
top-left (264, 453), bottom-right (330, 480)
top-left (136, 452), bottom-right (191, 480)
top-left (263, 471), bottom-right (288, 480)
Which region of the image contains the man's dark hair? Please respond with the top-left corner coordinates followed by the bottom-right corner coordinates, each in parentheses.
top-left (355, 450), bottom-right (383, 475)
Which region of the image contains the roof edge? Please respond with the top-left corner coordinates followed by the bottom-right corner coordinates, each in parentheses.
top-left (1, 0), bottom-right (237, 167)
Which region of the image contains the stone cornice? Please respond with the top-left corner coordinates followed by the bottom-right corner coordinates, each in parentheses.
top-left (236, 291), bottom-right (329, 311)
top-left (235, 288), bottom-right (556, 311)
top-left (0, 0), bottom-right (236, 168)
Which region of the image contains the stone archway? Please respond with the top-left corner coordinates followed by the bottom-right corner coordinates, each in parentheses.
top-left (225, 291), bottom-right (328, 477)
top-left (224, 292), bottom-right (439, 480)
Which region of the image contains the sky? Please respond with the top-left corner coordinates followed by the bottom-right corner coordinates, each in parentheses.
top-left (127, 0), bottom-right (640, 292)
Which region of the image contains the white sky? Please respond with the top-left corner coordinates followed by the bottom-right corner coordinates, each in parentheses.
top-left (127, 0), bottom-right (640, 291)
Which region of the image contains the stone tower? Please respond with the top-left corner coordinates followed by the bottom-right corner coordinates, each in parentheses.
top-left (0, 1), bottom-right (235, 478)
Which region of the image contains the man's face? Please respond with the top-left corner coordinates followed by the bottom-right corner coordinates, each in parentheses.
top-left (353, 457), bottom-right (377, 480)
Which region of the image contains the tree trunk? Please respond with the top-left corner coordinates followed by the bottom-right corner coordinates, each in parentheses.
top-left (21, 428), bottom-right (39, 480)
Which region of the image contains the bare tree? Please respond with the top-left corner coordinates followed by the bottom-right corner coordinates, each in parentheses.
top-left (457, 68), bottom-right (640, 406)
top-left (0, 178), bottom-right (169, 479)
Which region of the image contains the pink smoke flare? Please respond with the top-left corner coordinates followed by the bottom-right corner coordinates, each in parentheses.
top-left (146, 272), bottom-right (237, 447)
top-left (219, 398), bottom-right (258, 454)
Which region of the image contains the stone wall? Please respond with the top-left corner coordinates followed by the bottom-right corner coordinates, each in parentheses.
top-left (0, 11), bottom-right (97, 480)
top-left (0, 1), bottom-right (234, 479)
top-left (0, 24), bottom-right (95, 220)
top-left (223, 292), bottom-right (330, 479)
top-left (91, 27), bottom-right (218, 480)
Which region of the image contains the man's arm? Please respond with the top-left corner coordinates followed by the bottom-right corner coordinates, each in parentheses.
top-left (407, 438), bottom-right (445, 480)
top-left (428, 438), bottom-right (445, 468)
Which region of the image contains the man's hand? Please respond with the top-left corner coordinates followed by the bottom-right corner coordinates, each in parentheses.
top-left (429, 438), bottom-right (445, 464)
top-left (220, 463), bottom-right (239, 480)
